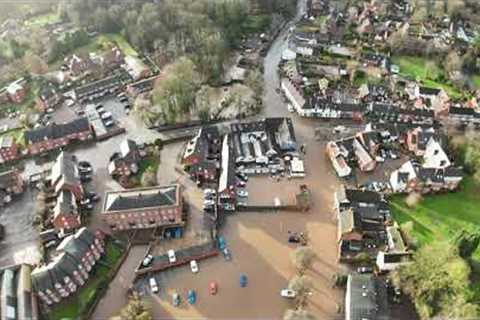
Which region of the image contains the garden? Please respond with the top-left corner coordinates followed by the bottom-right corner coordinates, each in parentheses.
top-left (48, 240), bottom-right (126, 320)
top-left (391, 177), bottom-right (480, 260)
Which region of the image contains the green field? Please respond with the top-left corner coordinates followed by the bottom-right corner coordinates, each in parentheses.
top-left (391, 177), bottom-right (480, 260)
top-left (48, 241), bottom-right (124, 320)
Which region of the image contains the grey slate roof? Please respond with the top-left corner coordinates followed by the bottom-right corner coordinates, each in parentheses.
top-left (25, 118), bottom-right (90, 144)
top-left (104, 185), bottom-right (179, 212)
top-left (346, 274), bottom-right (389, 320)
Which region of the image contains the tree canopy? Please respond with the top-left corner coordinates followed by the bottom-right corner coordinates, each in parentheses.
top-left (392, 242), bottom-right (479, 320)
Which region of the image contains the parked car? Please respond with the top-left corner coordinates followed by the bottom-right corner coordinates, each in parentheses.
top-left (239, 274), bottom-right (248, 287)
top-left (78, 161), bottom-right (92, 169)
top-left (236, 181), bottom-right (246, 188)
top-left (76, 110), bottom-right (85, 116)
top-left (46, 108), bottom-right (55, 114)
top-left (85, 191), bottom-right (100, 202)
top-left (78, 166), bottom-right (92, 174)
top-left (167, 249), bottom-right (176, 263)
top-left (357, 266), bottom-right (374, 274)
top-left (101, 112), bottom-right (113, 120)
top-left (187, 290), bottom-right (196, 304)
top-left (143, 254), bottom-right (153, 267)
top-left (104, 120), bottom-right (114, 127)
top-left (209, 282), bottom-right (218, 295)
top-left (218, 236), bottom-right (226, 250)
top-left (149, 278), bottom-right (159, 293)
top-left (80, 198), bottom-right (91, 206)
top-left (81, 203), bottom-right (93, 210)
top-left (120, 97), bottom-right (129, 103)
top-left (236, 172), bottom-right (248, 182)
top-left (287, 103), bottom-right (294, 113)
top-left (172, 292), bottom-right (180, 306)
top-left (237, 190), bottom-right (248, 198)
top-left (203, 199), bottom-right (215, 207)
top-left (204, 189), bottom-right (216, 196)
top-left (223, 248), bottom-right (232, 261)
top-left (224, 203), bottom-right (235, 211)
top-left (95, 104), bottom-right (104, 110)
top-left (280, 289), bottom-right (296, 298)
top-left (190, 260), bottom-right (199, 273)
top-left (80, 175), bottom-right (92, 183)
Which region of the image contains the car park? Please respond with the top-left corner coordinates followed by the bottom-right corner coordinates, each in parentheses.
top-left (280, 289), bottom-right (296, 298)
top-left (190, 260), bottom-right (199, 273)
top-left (143, 254), bottom-right (153, 267)
top-left (149, 278), bottom-right (159, 293)
top-left (168, 249), bottom-right (176, 263)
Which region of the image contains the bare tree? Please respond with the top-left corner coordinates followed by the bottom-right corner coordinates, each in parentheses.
top-left (283, 308), bottom-right (316, 320)
top-left (288, 275), bottom-right (313, 309)
top-left (290, 246), bottom-right (316, 275)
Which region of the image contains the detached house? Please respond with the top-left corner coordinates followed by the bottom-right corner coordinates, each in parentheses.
top-left (24, 117), bottom-right (92, 155)
top-left (37, 86), bottom-right (61, 111)
top-left (108, 139), bottom-right (141, 183)
top-left (5, 78), bottom-right (27, 104)
top-left (31, 228), bottom-right (105, 306)
top-left (65, 55), bottom-right (93, 77)
top-left (182, 127), bottom-right (221, 185)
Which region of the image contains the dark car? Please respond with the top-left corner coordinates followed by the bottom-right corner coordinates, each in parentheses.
top-left (80, 175), bottom-right (92, 183)
top-left (78, 161), bottom-right (92, 169)
top-left (86, 191), bottom-right (100, 202)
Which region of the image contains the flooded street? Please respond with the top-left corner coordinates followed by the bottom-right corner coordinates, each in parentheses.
top-left (93, 0), bottom-right (344, 318)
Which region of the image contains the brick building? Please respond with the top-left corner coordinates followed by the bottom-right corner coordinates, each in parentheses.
top-left (24, 118), bottom-right (92, 155)
top-left (31, 228), bottom-right (105, 306)
top-left (102, 185), bottom-right (184, 233)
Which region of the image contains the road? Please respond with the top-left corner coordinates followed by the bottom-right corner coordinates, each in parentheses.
top-left (92, 1), bottom-right (344, 319)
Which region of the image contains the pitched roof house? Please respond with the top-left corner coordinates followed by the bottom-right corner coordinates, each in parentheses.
top-left (31, 228), bottom-right (105, 306)
top-left (24, 118), bottom-right (92, 155)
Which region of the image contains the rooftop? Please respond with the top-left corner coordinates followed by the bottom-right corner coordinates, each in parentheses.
top-left (103, 185), bottom-right (180, 213)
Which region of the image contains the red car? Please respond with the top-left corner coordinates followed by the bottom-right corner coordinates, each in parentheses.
top-left (209, 281), bottom-right (218, 295)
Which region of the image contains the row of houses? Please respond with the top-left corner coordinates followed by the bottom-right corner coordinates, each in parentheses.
top-left (46, 152), bottom-right (84, 235)
top-left (335, 185), bottom-right (413, 272)
top-left (0, 116), bottom-right (94, 165)
top-left (31, 227), bottom-right (105, 306)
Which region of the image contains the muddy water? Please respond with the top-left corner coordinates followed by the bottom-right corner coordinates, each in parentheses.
top-left (146, 132), bottom-right (343, 319)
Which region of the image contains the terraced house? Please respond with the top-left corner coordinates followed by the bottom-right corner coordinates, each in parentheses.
top-left (31, 228), bottom-right (105, 306)
top-left (24, 118), bottom-right (92, 155)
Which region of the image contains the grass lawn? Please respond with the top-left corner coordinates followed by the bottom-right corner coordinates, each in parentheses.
top-left (48, 241), bottom-right (124, 320)
top-left (391, 177), bottom-right (480, 260)
top-left (393, 55), bottom-right (466, 99)
top-left (0, 128), bottom-right (26, 147)
top-left (471, 75), bottom-right (480, 90)
top-left (25, 12), bottom-right (61, 27)
top-left (138, 155), bottom-right (160, 177)
top-left (97, 34), bottom-right (139, 57)
top-left (392, 56), bottom-right (442, 81)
